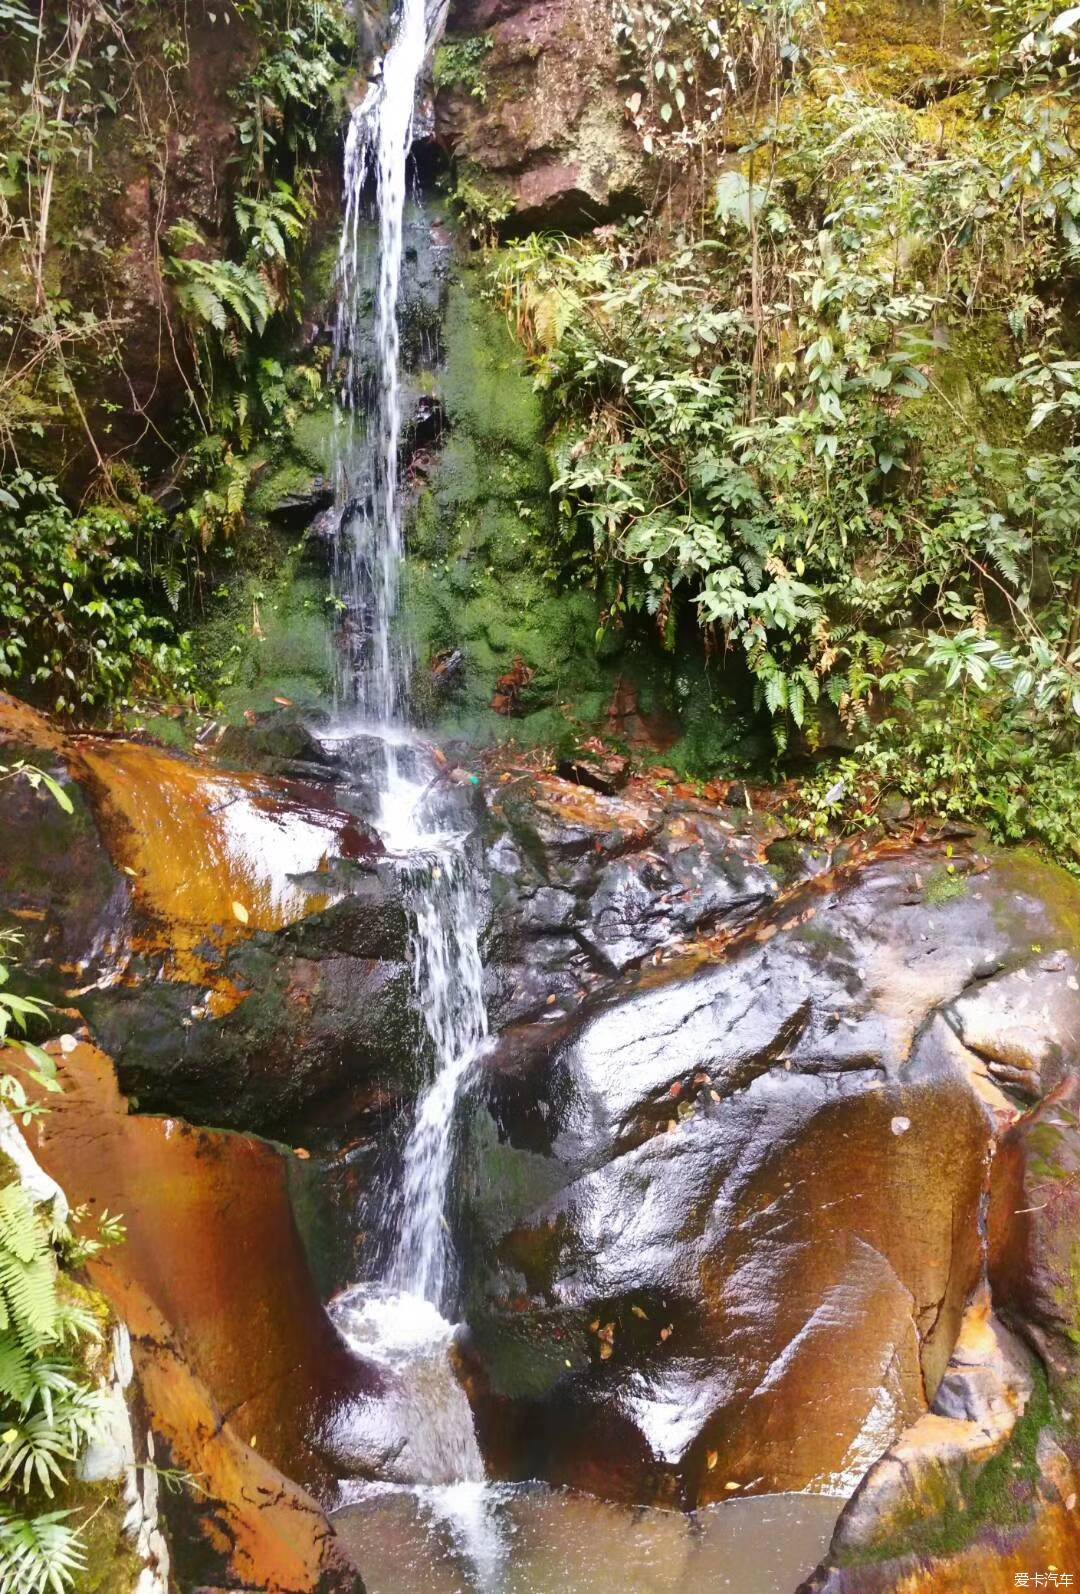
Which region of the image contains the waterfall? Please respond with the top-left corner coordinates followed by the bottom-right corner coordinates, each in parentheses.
top-left (331, 0), bottom-right (487, 1313)
top-left (333, 0), bottom-right (428, 723)
top-left (391, 846), bottom-right (488, 1303)
top-left (326, 15), bottom-right (500, 1572)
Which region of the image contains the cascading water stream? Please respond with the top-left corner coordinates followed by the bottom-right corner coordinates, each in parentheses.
top-left (324, 3), bottom-right (501, 1575)
top-left (333, 0), bottom-right (428, 727)
top-left (332, 0), bottom-right (486, 1313)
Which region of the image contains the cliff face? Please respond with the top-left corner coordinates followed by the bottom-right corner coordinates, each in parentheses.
top-left (435, 0), bottom-right (644, 229)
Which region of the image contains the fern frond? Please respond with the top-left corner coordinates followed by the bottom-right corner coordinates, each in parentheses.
top-left (0, 1508), bottom-right (85, 1594)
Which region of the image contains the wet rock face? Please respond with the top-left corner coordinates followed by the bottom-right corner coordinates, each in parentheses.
top-left (461, 843), bottom-right (1080, 1507)
top-left (990, 1077), bottom-right (1080, 1388)
top-left (0, 699), bottom-right (420, 1141)
top-left (484, 776), bottom-right (782, 1023)
top-left (437, 0), bottom-right (645, 230)
top-left (29, 1041), bottom-right (368, 1594)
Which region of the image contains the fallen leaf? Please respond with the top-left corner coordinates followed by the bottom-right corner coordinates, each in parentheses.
top-left (273, 696), bottom-right (293, 707)
top-left (122, 865), bottom-right (138, 878)
top-left (724, 1480), bottom-right (739, 1492)
top-left (294, 1147), bottom-right (310, 1160)
top-left (599, 1341), bottom-right (613, 1360)
top-left (706, 1451), bottom-right (718, 1470)
top-left (659, 1325), bottom-right (673, 1342)
top-left (232, 900), bottom-right (250, 924)
top-left (631, 1305), bottom-right (648, 1320)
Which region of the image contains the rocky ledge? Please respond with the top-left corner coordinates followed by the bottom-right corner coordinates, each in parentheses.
top-left (2, 690), bottom-right (1079, 1589)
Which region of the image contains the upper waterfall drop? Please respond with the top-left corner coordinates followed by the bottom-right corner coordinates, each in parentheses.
top-left (333, 0), bottom-right (430, 722)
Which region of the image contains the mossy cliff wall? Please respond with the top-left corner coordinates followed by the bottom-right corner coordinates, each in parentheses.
top-left (405, 278), bottom-right (612, 742)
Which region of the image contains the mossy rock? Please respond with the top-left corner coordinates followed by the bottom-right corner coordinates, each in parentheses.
top-left (189, 526), bottom-right (336, 720)
top-left (440, 281), bottom-right (546, 447)
top-left (825, 0), bottom-right (973, 98)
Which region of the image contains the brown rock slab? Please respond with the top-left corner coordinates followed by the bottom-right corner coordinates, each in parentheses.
top-left (434, 0), bottom-right (644, 230)
top-left (556, 752), bottom-right (631, 796)
top-left (27, 1040), bottom-right (370, 1591)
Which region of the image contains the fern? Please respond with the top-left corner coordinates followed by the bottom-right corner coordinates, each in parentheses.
top-left (0, 1187), bottom-right (58, 1351)
top-left (187, 282), bottom-right (227, 333)
top-left (0, 1509), bottom-right (85, 1594)
top-left (0, 1381), bottom-right (102, 1497)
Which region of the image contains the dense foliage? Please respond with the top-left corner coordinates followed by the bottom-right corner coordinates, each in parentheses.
top-left (0, 770), bottom-right (121, 1594)
top-left (493, 0), bottom-right (1080, 864)
top-left (0, 0), bottom-right (350, 716)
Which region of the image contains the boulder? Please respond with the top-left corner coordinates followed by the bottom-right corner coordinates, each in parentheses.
top-left (990, 1076), bottom-right (1080, 1388)
top-left (484, 775), bottom-right (782, 1024)
top-left (436, 0), bottom-right (645, 232)
top-left (460, 843), bottom-right (1080, 1506)
top-left (26, 1040), bottom-right (369, 1593)
top-left (0, 697), bottom-right (422, 1140)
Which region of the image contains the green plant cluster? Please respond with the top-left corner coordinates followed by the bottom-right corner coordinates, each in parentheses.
top-left (0, 769), bottom-right (123, 1594)
top-left (492, 0), bottom-right (1080, 866)
top-left (161, 0), bottom-right (351, 511)
top-left (0, 0), bottom-right (350, 718)
top-left (433, 34), bottom-right (494, 103)
top-left (0, 473), bottom-right (195, 716)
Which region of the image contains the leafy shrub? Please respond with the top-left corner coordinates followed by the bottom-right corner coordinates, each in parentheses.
top-left (434, 35), bottom-right (494, 102)
top-left (490, 0), bottom-right (1080, 863)
top-left (0, 471), bottom-right (194, 715)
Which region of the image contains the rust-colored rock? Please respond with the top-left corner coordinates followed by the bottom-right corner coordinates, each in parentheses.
top-left (77, 738), bottom-right (379, 982)
top-left (828, 1286), bottom-right (1034, 1557)
top-left (800, 1434), bottom-right (1080, 1594)
top-left (990, 1076), bottom-right (1080, 1388)
top-left (28, 1040), bottom-right (369, 1592)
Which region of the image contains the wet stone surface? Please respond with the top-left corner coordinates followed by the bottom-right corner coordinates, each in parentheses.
top-left (5, 694), bottom-right (1080, 1587)
top-left (459, 838), bottom-right (1080, 1508)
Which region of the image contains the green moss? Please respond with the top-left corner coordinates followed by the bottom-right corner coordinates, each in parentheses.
top-left (991, 848), bottom-right (1080, 947)
top-left (66, 1476), bottom-right (144, 1594)
top-left (190, 526), bottom-right (335, 719)
top-left (839, 1365), bottom-right (1058, 1566)
top-left (441, 281), bottom-right (545, 446)
top-left (402, 275), bottom-right (623, 740)
top-left (289, 407), bottom-right (338, 475)
top-left (910, 317), bottom-right (1029, 459)
top-left (924, 865), bottom-right (969, 905)
top-left (825, 0), bottom-right (972, 97)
